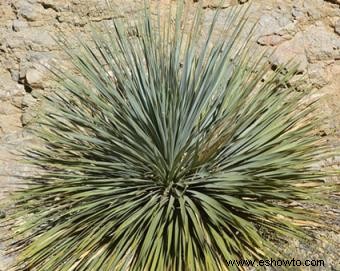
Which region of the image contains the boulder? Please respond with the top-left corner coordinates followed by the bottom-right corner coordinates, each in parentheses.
top-left (270, 32), bottom-right (308, 72)
top-left (304, 24), bottom-right (340, 62)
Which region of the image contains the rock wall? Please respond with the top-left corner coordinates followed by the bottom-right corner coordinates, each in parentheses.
top-left (0, 0), bottom-right (339, 270)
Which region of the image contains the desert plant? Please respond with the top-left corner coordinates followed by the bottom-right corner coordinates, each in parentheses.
top-left (5, 1), bottom-right (331, 271)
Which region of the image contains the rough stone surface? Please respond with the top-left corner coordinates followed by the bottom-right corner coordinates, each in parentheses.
top-left (270, 32), bottom-right (309, 72)
top-left (335, 19), bottom-right (340, 34)
top-left (304, 24), bottom-right (340, 62)
top-left (0, 0), bottom-right (339, 270)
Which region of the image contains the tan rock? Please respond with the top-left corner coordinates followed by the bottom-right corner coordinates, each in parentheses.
top-left (22, 93), bottom-right (37, 109)
top-left (24, 28), bottom-right (57, 51)
top-left (12, 19), bottom-right (28, 32)
top-left (317, 68), bottom-right (340, 137)
top-left (21, 108), bottom-right (37, 126)
top-left (256, 9), bottom-right (296, 45)
top-left (5, 33), bottom-right (26, 50)
top-left (24, 52), bottom-right (54, 88)
top-left (37, 0), bottom-right (69, 12)
top-left (270, 32), bottom-right (308, 72)
top-left (14, 0), bottom-right (45, 22)
top-left (308, 63), bottom-right (329, 88)
top-left (0, 1), bottom-right (16, 26)
top-left (26, 67), bottom-right (46, 89)
top-left (0, 102), bottom-right (21, 115)
top-left (257, 34), bottom-right (291, 46)
top-left (304, 24), bottom-right (340, 62)
top-left (0, 71), bottom-right (25, 102)
top-left (335, 19), bottom-right (340, 35)
top-left (0, 113), bottom-right (22, 134)
top-left (303, 0), bottom-right (324, 20)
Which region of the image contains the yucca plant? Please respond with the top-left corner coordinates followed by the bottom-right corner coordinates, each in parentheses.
top-left (4, 1), bottom-right (332, 270)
